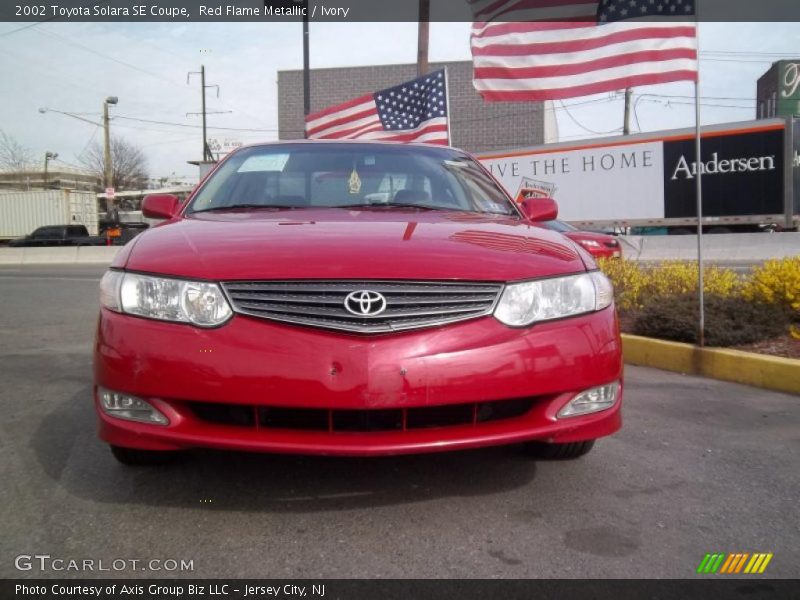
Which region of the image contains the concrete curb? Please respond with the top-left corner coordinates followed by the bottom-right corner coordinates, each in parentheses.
top-left (622, 334), bottom-right (800, 396)
top-left (0, 246), bottom-right (120, 264)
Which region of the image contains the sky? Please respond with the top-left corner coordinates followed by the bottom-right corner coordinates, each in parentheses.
top-left (0, 20), bottom-right (798, 183)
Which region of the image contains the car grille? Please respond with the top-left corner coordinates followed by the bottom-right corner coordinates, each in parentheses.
top-left (186, 399), bottom-right (535, 432)
top-left (221, 280), bottom-right (504, 334)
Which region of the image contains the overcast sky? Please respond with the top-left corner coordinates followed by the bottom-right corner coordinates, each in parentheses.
top-left (0, 21), bottom-right (798, 183)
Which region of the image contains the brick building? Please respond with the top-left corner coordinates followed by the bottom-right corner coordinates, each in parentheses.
top-left (278, 61), bottom-right (557, 153)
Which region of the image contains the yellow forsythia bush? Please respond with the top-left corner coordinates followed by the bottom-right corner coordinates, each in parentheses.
top-left (644, 261), bottom-right (741, 300)
top-left (595, 258), bottom-right (647, 311)
top-left (741, 256), bottom-right (800, 313)
top-left (597, 258), bottom-right (742, 312)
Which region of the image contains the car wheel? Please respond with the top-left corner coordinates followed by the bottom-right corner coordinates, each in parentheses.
top-left (110, 445), bottom-right (177, 466)
top-left (522, 440), bottom-right (595, 460)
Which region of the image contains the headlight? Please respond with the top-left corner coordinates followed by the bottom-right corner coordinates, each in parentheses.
top-left (100, 271), bottom-right (232, 327)
top-left (494, 271), bottom-right (613, 327)
top-left (577, 239), bottom-right (601, 249)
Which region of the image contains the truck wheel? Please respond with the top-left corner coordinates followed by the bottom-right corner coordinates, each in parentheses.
top-left (522, 440), bottom-right (595, 460)
top-left (110, 445), bottom-right (177, 466)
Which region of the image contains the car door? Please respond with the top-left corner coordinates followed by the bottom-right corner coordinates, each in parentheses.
top-left (34, 227), bottom-right (65, 246)
top-left (28, 227), bottom-right (51, 247)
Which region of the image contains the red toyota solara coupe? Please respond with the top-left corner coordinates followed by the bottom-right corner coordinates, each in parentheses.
top-left (94, 141), bottom-right (623, 465)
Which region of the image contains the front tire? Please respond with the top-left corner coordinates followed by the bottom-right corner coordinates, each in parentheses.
top-left (522, 440), bottom-right (595, 460)
top-left (110, 445), bottom-right (177, 466)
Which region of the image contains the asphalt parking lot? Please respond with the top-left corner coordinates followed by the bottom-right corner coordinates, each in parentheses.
top-left (1, 265), bottom-right (798, 579)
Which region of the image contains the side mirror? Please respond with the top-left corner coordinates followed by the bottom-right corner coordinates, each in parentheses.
top-left (518, 197), bottom-right (558, 222)
top-left (142, 194), bottom-right (180, 220)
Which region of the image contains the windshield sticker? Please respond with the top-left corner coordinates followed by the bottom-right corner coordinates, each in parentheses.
top-left (348, 168), bottom-right (362, 194)
top-left (238, 154), bottom-right (290, 173)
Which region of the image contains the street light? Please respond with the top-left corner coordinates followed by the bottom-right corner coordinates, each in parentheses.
top-left (103, 96), bottom-right (118, 191)
top-left (43, 151), bottom-right (58, 189)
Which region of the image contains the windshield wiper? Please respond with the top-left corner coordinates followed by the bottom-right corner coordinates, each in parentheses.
top-left (191, 204), bottom-right (305, 214)
top-left (332, 202), bottom-right (439, 211)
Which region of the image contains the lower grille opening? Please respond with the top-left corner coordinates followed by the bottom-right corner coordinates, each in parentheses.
top-left (407, 404), bottom-right (474, 429)
top-left (187, 398), bottom-right (535, 432)
top-left (333, 409), bottom-right (403, 432)
top-left (190, 403), bottom-right (255, 427)
top-left (476, 398), bottom-right (533, 422)
top-left (258, 407), bottom-right (328, 431)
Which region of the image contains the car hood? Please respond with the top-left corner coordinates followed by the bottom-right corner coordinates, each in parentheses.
top-left (121, 209), bottom-right (586, 282)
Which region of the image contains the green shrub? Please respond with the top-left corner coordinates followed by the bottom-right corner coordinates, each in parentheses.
top-left (633, 294), bottom-right (792, 347)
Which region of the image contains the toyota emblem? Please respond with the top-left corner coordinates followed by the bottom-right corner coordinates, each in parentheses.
top-left (344, 290), bottom-right (387, 316)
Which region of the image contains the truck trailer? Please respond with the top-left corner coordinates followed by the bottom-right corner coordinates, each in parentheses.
top-left (477, 117), bottom-right (799, 234)
top-left (0, 189), bottom-right (99, 242)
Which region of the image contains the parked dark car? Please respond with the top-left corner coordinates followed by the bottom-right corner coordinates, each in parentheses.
top-left (8, 225), bottom-right (106, 247)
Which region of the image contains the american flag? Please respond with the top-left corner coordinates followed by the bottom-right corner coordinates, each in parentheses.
top-left (471, 0), bottom-right (698, 101)
top-left (304, 69), bottom-right (450, 145)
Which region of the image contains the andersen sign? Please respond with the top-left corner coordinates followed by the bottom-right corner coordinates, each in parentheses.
top-left (480, 126), bottom-right (786, 222)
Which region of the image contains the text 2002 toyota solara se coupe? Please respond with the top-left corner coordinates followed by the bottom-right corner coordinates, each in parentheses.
top-left (94, 141), bottom-right (622, 465)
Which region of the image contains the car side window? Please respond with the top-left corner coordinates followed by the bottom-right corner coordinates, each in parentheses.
top-left (33, 227), bottom-right (61, 239)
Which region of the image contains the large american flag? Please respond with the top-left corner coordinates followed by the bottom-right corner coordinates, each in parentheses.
top-left (471, 0), bottom-right (698, 101)
top-left (304, 69), bottom-right (450, 145)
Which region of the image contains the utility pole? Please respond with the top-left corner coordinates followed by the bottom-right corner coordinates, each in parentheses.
top-left (303, 0), bottom-right (310, 136)
top-left (417, 0), bottom-right (430, 77)
top-left (43, 151), bottom-right (57, 189)
top-left (623, 88), bottom-right (633, 135)
top-left (103, 96), bottom-right (118, 189)
top-left (187, 66), bottom-right (220, 161)
top-left (201, 65), bottom-right (208, 159)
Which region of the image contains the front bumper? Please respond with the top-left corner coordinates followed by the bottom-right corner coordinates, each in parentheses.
top-left (94, 307), bottom-right (623, 456)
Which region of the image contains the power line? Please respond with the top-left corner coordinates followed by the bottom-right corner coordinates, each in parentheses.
top-left (0, 1), bottom-right (106, 38)
top-left (700, 50), bottom-right (799, 57)
top-left (110, 96), bottom-right (618, 134)
top-left (33, 27), bottom-right (191, 91)
top-left (558, 100), bottom-right (623, 136)
top-left (629, 92), bottom-right (756, 101)
top-left (114, 115), bottom-right (283, 133)
top-left (77, 126), bottom-right (100, 160)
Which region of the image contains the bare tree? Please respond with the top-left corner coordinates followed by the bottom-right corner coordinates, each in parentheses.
top-left (80, 136), bottom-right (149, 191)
top-left (0, 130), bottom-right (35, 171)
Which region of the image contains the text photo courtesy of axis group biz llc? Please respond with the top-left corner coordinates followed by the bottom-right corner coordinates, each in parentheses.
top-left (1, 1), bottom-right (799, 599)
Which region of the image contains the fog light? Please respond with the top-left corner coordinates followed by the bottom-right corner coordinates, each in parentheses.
top-left (558, 382), bottom-right (620, 418)
top-left (98, 388), bottom-right (169, 425)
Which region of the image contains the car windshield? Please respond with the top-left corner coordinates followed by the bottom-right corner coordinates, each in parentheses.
top-left (544, 220), bottom-right (579, 233)
top-left (187, 143), bottom-right (517, 217)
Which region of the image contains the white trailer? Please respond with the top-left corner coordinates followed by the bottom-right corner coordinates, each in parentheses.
top-left (0, 189), bottom-right (99, 241)
top-left (477, 117), bottom-right (799, 234)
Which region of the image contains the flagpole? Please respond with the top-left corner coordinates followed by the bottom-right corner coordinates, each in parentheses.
top-left (444, 67), bottom-right (453, 146)
top-left (302, 0), bottom-right (311, 139)
top-left (694, 20), bottom-right (705, 347)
